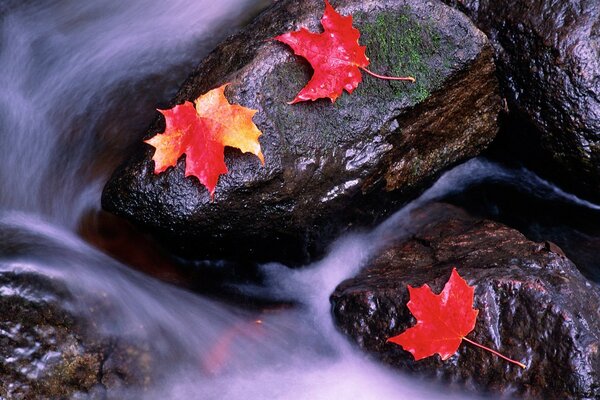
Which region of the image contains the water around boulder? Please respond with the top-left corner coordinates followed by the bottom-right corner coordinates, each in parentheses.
top-left (331, 202), bottom-right (600, 399)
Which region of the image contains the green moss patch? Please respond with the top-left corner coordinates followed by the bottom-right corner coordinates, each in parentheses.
top-left (356, 9), bottom-right (449, 103)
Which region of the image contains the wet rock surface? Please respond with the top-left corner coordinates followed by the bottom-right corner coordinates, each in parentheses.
top-left (102, 0), bottom-right (500, 264)
top-left (444, 0), bottom-right (600, 201)
top-left (440, 168), bottom-right (600, 283)
top-left (0, 270), bottom-right (152, 400)
top-left (330, 203), bottom-right (600, 399)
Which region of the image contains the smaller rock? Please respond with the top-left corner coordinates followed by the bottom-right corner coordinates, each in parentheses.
top-left (330, 203), bottom-right (600, 399)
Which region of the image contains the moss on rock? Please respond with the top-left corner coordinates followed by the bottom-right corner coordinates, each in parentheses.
top-left (356, 9), bottom-right (447, 103)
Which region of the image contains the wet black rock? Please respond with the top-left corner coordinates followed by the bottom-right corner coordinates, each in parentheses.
top-left (331, 203), bottom-right (600, 399)
top-left (102, 0), bottom-right (500, 264)
top-left (444, 0), bottom-right (600, 201)
top-left (0, 270), bottom-right (152, 399)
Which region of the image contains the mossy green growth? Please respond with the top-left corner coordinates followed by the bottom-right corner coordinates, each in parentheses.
top-left (356, 10), bottom-right (446, 103)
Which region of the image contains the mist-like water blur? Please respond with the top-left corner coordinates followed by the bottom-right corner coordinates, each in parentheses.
top-left (0, 158), bottom-right (492, 400)
top-left (1, 0), bottom-right (599, 398)
top-left (0, 0), bottom-right (265, 227)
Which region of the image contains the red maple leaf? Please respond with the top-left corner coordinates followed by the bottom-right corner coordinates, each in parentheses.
top-left (275, 0), bottom-right (414, 103)
top-left (144, 84), bottom-right (264, 198)
top-left (388, 268), bottom-right (526, 368)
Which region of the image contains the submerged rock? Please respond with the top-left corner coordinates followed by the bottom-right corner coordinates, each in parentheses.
top-left (444, 0), bottom-right (600, 201)
top-left (0, 270), bottom-right (152, 399)
top-left (330, 203), bottom-right (600, 399)
top-left (102, 0), bottom-right (500, 264)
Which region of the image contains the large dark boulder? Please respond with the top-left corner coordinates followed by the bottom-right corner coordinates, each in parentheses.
top-left (444, 0), bottom-right (600, 201)
top-left (102, 0), bottom-right (500, 264)
top-left (0, 270), bottom-right (152, 399)
top-left (331, 203), bottom-right (600, 399)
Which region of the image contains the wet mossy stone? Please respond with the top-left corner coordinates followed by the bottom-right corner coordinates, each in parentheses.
top-left (331, 203), bottom-right (600, 399)
top-left (356, 10), bottom-right (445, 103)
top-left (102, 0), bottom-right (500, 264)
top-left (0, 270), bottom-right (152, 399)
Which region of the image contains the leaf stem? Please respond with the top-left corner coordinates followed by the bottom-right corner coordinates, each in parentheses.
top-left (462, 337), bottom-right (526, 369)
top-left (360, 67), bottom-right (416, 82)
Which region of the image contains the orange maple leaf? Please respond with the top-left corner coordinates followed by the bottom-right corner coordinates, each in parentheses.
top-left (388, 268), bottom-right (526, 368)
top-left (144, 84), bottom-right (264, 198)
top-left (275, 0), bottom-right (414, 103)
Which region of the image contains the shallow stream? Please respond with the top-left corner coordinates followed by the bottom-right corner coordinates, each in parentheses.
top-left (1, 1), bottom-right (598, 398)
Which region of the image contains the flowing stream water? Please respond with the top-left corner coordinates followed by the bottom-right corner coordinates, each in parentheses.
top-left (1, 1), bottom-right (599, 399)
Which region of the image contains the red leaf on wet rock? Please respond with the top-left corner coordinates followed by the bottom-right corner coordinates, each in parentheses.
top-left (388, 268), bottom-right (526, 368)
top-left (275, 0), bottom-right (414, 103)
top-left (144, 84), bottom-right (264, 199)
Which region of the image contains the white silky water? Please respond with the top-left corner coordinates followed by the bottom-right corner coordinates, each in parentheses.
top-left (0, 159), bottom-right (491, 399)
